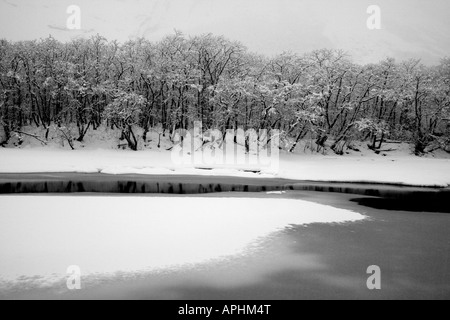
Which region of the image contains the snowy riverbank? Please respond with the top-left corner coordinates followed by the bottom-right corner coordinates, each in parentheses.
top-left (1, 148), bottom-right (450, 187)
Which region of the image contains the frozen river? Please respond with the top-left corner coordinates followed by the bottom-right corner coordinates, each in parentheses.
top-left (1, 188), bottom-right (449, 300)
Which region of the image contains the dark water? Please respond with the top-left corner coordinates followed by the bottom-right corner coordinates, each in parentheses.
top-left (1, 173), bottom-right (450, 204)
top-left (351, 197), bottom-right (450, 213)
top-left (2, 190), bottom-right (450, 300)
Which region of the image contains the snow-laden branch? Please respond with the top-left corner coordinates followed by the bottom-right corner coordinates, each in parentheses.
top-left (12, 131), bottom-right (47, 145)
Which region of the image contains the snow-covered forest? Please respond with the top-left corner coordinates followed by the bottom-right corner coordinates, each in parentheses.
top-left (1, 32), bottom-right (449, 155)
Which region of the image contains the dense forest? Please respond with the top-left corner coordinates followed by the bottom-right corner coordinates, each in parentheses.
top-left (0, 33), bottom-right (449, 154)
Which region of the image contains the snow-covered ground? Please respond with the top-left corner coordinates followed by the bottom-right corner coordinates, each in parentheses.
top-left (1, 148), bottom-right (450, 187)
top-left (0, 196), bottom-right (365, 288)
top-left (279, 153), bottom-right (450, 187)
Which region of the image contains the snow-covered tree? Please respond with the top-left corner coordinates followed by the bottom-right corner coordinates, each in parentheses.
top-left (0, 33), bottom-right (449, 154)
top-left (103, 91), bottom-right (146, 150)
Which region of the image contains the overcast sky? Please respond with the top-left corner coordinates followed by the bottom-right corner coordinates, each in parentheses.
top-left (0, 0), bottom-right (449, 65)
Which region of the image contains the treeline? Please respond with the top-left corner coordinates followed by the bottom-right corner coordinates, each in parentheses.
top-left (0, 33), bottom-right (449, 154)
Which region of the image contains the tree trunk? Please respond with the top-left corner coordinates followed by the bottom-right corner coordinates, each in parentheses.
top-left (378, 133), bottom-right (384, 150)
top-left (123, 126), bottom-right (138, 151)
top-left (77, 121), bottom-right (91, 142)
top-left (290, 128), bottom-right (307, 153)
top-left (0, 124), bottom-right (10, 147)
